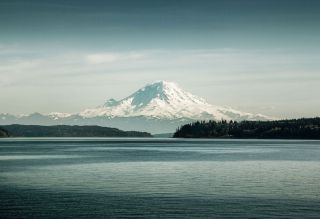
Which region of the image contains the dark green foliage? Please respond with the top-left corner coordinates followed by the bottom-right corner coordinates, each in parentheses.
top-left (1, 125), bottom-right (151, 137)
top-left (173, 118), bottom-right (320, 139)
top-left (0, 127), bottom-right (9, 137)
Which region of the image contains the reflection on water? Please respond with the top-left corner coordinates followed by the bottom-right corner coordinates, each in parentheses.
top-left (1, 138), bottom-right (320, 218)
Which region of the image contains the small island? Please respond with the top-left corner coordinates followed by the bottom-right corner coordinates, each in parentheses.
top-left (173, 118), bottom-right (320, 139)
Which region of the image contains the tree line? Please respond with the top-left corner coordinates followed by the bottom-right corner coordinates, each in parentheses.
top-left (0, 124), bottom-right (152, 137)
top-left (173, 118), bottom-right (320, 139)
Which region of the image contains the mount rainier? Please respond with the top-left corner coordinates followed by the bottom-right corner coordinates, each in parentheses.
top-left (0, 81), bottom-right (271, 133)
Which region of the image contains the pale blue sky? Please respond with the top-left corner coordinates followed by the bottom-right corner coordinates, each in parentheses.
top-left (0, 0), bottom-right (319, 118)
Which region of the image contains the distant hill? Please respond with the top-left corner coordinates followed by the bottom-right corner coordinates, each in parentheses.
top-left (0, 127), bottom-right (9, 137)
top-left (1, 125), bottom-right (151, 137)
top-left (173, 118), bottom-right (320, 139)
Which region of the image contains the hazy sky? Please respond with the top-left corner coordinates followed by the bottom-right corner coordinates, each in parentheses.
top-left (0, 0), bottom-right (319, 118)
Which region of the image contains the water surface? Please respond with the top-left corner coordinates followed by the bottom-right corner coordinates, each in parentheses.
top-left (1, 138), bottom-right (320, 218)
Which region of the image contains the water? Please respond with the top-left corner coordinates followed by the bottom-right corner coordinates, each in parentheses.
top-left (1, 138), bottom-right (320, 218)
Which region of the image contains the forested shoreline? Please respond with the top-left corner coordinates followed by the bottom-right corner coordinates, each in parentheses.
top-left (173, 118), bottom-right (320, 139)
top-left (0, 125), bottom-right (151, 137)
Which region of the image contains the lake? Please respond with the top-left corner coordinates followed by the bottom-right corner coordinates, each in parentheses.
top-left (1, 138), bottom-right (320, 218)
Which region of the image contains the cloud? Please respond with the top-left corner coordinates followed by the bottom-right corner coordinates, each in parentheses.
top-left (85, 52), bottom-right (145, 64)
top-left (86, 54), bottom-right (118, 64)
top-left (1, 47), bottom-right (319, 88)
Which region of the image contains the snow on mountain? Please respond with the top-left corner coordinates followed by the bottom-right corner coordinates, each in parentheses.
top-left (78, 81), bottom-right (271, 121)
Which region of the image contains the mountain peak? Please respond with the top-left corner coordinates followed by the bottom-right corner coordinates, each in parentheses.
top-left (127, 81), bottom-right (175, 107)
top-left (147, 80), bottom-right (179, 90)
top-left (136, 81), bottom-right (181, 97)
top-left (126, 81), bottom-right (206, 108)
top-left (80, 81), bottom-right (271, 121)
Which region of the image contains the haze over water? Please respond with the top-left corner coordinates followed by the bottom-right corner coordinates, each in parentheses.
top-left (1, 138), bottom-right (320, 218)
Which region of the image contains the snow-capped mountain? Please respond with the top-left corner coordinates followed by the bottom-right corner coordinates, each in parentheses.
top-left (79, 81), bottom-right (270, 121)
top-left (0, 81), bottom-right (272, 133)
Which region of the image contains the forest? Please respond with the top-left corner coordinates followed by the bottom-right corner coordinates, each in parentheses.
top-left (173, 118), bottom-right (320, 139)
top-left (0, 127), bottom-right (9, 137)
top-left (0, 124), bottom-right (151, 137)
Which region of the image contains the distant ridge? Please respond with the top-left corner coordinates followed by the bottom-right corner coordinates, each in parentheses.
top-left (0, 81), bottom-right (272, 133)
